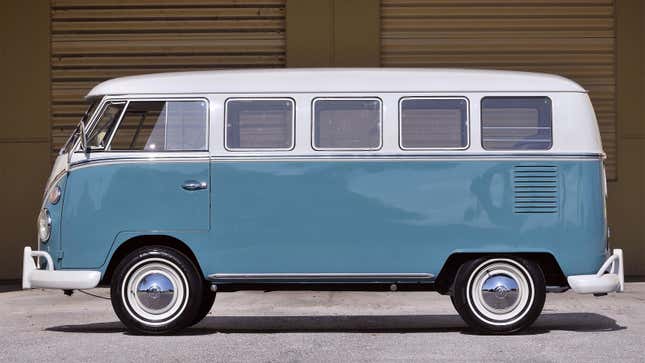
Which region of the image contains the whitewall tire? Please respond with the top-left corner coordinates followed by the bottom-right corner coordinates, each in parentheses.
top-left (450, 257), bottom-right (545, 333)
top-left (111, 246), bottom-right (205, 334)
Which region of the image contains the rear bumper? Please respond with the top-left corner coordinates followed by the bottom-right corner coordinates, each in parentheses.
top-left (567, 249), bottom-right (624, 294)
top-left (22, 247), bottom-right (100, 290)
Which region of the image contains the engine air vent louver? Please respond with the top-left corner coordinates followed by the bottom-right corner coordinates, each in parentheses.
top-left (513, 165), bottom-right (559, 214)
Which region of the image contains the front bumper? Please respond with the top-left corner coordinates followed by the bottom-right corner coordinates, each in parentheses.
top-left (22, 247), bottom-right (100, 290)
top-left (567, 249), bottom-right (624, 294)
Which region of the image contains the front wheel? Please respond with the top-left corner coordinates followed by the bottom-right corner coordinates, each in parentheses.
top-left (450, 257), bottom-right (545, 334)
top-left (191, 286), bottom-right (216, 326)
top-left (110, 246), bottom-right (204, 334)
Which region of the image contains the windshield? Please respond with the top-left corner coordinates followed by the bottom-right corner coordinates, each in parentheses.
top-left (60, 100), bottom-right (99, 155)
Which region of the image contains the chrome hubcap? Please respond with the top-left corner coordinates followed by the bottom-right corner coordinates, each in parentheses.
top-left (122, 259), bottom-right (188, 326)
top-left (467, 259), bottom-right (534, 326)
top-left (135, 272), bottom-right (175, 313)
top-left (480, 274), bottom-right (520, 313)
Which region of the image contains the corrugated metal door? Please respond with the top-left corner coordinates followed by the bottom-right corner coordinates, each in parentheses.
top-left (50, 0), bottom-right (286, 156)
top-left (381, 0), bottom-right (616, 179)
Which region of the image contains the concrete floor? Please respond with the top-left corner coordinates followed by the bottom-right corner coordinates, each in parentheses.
top-left (1, 283), bottom-right (644, 362)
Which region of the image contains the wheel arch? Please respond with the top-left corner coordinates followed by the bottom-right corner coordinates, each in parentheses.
top-left (100, 234), bottom-right (203, 285)
top-left (434, 252), bottom-right (567, 294)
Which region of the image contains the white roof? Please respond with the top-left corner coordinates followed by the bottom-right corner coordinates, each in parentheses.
top-left (87, 68), bottom-right (585, 98)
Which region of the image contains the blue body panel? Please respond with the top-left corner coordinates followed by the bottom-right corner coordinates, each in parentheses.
top-left (207, 159), bottom-right (606, 276)
top-left (55, 158), bottom-right (606, 278)
top-left (59, 161), bottom-right (210, 269)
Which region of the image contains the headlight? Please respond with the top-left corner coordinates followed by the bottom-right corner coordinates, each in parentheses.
top-left (48, 185), bottom-right (62, 205)
top-left (38, 208), bottom-right (51, 242)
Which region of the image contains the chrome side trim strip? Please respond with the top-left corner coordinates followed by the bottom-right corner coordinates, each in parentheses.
top-left (69, 155), bottom-right (210, 171)
top-left (209, 154), bottom-right (603, 162)
top-left (208, 273), bottom-right (434, 281)
top-left (67, 152), bottom-right (604, 171)
top-left (210, 152), bottom-right (604, 158)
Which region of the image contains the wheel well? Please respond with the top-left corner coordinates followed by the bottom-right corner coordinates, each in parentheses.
top-left (100, 235), bottom-right (202, 285)
top-left (434, 252), bottom-right (567, 294)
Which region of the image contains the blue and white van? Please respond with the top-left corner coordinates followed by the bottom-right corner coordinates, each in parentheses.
top-left (23, 69), bottom-right (624, 334)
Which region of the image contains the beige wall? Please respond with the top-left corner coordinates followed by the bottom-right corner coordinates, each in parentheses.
top-left (610, 0), bottom-right (645, 276)
top-left (287, 0), bottom-right (380, 67)
top-left (0, 0), bottom-right (50, 279)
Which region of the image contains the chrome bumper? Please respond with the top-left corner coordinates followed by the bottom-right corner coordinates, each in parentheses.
top-left (567, 249), bottom-right (624, 294)
top-left (22, 247), bottom-right (101, 290)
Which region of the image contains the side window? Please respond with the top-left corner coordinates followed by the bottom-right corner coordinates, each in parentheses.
top-left (86, 102), bottom-right (126, 149)
top-left (313, 98), bottom-right (381, 150)
top-left (225, 98), bottom-right (294, 150)
top-left (481, 97), bottom-right (552, 150)
top-left (110, 100), bottom-right (208, 151)
top-left (399, 98), bottom-right (468, 149)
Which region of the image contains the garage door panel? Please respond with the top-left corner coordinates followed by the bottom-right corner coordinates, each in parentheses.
top-left (53, 0), bottom-right (284, 7)
top-left (384, 5), bottom-right (613, 18)
top-left (383, 18), bottom-right (613, 31)
top-left (382, 0), bottom-right (617, 179)
top-left (52, 7), bottom-right (284, 21)
top-left (53, 19), bottom-right (284, 33)
top-left (52, 54), bottom-right (285, 69)
top-left (383, 30), bottom-right (615, 40)
top-left (50, 0), bottom-right (286, 157)
top-left (382, 0), bottom-right (612, 6)
top-left (382, 38), bottom-right (613, 53)
top-left (382, 53), bottom-right (614, 67)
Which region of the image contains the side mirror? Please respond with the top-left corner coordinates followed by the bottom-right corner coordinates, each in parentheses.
top-left (79, 121), bottom-right (88, 152)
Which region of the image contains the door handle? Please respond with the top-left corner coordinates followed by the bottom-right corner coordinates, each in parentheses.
top-left (182, 180), bottom-right (208, 191)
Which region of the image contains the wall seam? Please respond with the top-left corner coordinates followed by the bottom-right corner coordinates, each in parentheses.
top-left (330, 0), bottom-right (335, 66)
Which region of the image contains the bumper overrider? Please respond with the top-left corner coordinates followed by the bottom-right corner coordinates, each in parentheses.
top-left (567, 249), bottom-right (624, 294)
top-left (22, 247), bottom-right (100, 290)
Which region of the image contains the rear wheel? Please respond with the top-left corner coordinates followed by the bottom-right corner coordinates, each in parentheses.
top-left (450, 257), bottom-right (545, 333)
top-left (110, 246), bottom-right (204, 334)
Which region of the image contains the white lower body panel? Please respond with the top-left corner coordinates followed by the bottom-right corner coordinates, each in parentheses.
top-left (567, 249), bottom-right (624, 294)
top-left (22, 246), bottom-right (101, 290)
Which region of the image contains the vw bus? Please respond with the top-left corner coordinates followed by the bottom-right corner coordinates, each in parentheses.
top-left (23, 69), bottom-right (623, 334)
